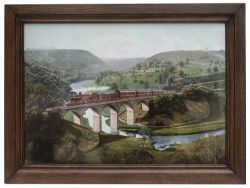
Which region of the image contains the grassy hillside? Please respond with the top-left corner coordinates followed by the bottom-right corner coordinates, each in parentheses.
top-left (117, 87), bottom-right (225, 135)
top-left (96, 50), bottom-right (225, 90)
top-left (24, 49), bottom-right (111, 115)
top-left (151, 89), bottom-right (225, 135)
top-left (147, 50), bottom-right (224, 65)
top-left (151, 120), bottom-right (225, 136)
top-left (25, 49), bottom-right (110, 82)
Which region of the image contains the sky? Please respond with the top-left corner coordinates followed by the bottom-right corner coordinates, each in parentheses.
top-left (24, 23), bottom-right (225, 58)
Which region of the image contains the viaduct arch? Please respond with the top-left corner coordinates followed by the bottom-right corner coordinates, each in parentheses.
top-left (47, 90), bottom-right (174, 134)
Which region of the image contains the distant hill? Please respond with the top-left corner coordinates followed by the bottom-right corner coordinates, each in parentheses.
top-left (103, 57), bottom-right (146, 71)
top-left (136, 50), bottom-right (225, 69)
top-left (25, 49), bottom-right (110, 82)
top-left (95, 50), bottom-right (225, 91)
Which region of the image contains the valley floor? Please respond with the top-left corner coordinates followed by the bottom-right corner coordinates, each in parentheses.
top-left (83, 132), bottom-right (225, 164)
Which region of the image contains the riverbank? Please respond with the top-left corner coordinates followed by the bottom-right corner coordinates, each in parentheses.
top-left (151, 120), bottom-right (225, 136)
top-left (105, 116), bottom-right (225, 136)
top-left (83, 132), bottom-right (225, 164)
top-left (106, 116), bottom-right (225, 136)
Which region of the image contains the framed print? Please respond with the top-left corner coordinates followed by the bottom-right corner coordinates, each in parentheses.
top-left (4, 4), bottom-right (245, 183)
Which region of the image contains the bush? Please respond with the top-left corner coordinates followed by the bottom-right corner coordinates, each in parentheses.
top-left (25, 112), bottom-right (99, 164)
top-left (124, 149), bottom-right (153, 164)
top-left (190, 135), bottom-right (225, 164)
top-left (147, 94), bottom-right (187, 120)
top-left (109, 83), bottom-right (118, 90)
top-left (182, 86), bottom-right (211, 101)
top-left (148, 115), bottom-right (169, 127)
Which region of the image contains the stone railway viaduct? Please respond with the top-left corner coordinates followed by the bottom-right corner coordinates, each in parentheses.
top-left (46, 90), bottom-right (174, 134)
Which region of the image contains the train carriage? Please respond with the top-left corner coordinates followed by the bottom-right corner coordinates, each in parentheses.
top-left (65, 89), bottom-right (175, 106)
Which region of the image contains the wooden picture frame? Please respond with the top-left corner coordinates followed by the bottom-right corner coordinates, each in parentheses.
top-left (4, 4), bottom-right (245, 184)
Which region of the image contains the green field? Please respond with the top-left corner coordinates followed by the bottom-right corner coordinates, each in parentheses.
top-left (98, 71), bottom-right (163, 89)
top-left (193, 80), bottom-right (225, 90)
top-left (151, 120), bottom-right (225, 136)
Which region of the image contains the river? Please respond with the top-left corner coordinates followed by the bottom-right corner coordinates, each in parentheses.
top-left (152, 129), bottom-right (225, 151)
top-left (70, 79), bottom-right (225, 151)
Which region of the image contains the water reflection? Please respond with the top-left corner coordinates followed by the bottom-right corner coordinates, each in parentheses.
top-left (152, 129), bottom-right (225, 151)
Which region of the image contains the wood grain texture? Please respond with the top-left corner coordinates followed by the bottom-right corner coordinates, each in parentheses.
top-left (233, 5), bottom-right (246, 182)
top-left (225, 15), bottom-right (235, 171)
top-left (5, 5), bottom-right (17, 181)
top-left (7, 167), bottom-right (243, 184)
top-left (4, 4), bottom-right (246, 184)
top-left (6, 4), bottom-right (243, 15)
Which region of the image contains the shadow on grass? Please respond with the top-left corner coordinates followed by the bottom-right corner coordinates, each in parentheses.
top-left (25, 113), bottom-right (99, 164)
top-left (98, 133), bottom-right (127, 145)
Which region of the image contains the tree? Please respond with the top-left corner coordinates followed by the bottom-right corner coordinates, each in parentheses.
top-left (144, 81), bottom-right (150, 89)
top-left (158, 74), bottom-right (163, 84)
top-left (165, 60), bottom-right (172, 67)
top-left (95, 77), bottom-right (101, 84)
top-left (194, 136), bottom-right (225, 164)
top-left (179, 70), bottom-right (185, 78)
top-left (124, 127), bottom-right (153, 164)
top-left (149, 61), bottom-right (154, 68)
top-left (136, 64), bottom-right (142, 71)
top-left (168, 77), bottom-right (174, 87)
top-left (162, 71), bottom-right (169, 82)
top-left (214, 82), bottom-right (218, 89)
top-left (169, 65), bottom-right (176, 74)
top-left (213, 66), bottom-right (219, 73)
top-left (139, 80), bottom-right (144, 85)
top-left (109, 83), bottom-right (118, 90)
top-left (178, 61), bottom-right (184, 67)
top-left (207, 68), bottom-right (212, 73)
top-left (122, 83), bottom-right (128, 89)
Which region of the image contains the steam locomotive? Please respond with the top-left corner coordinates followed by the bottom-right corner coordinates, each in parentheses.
top-left (65, 90), bottom-right (173, 106)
